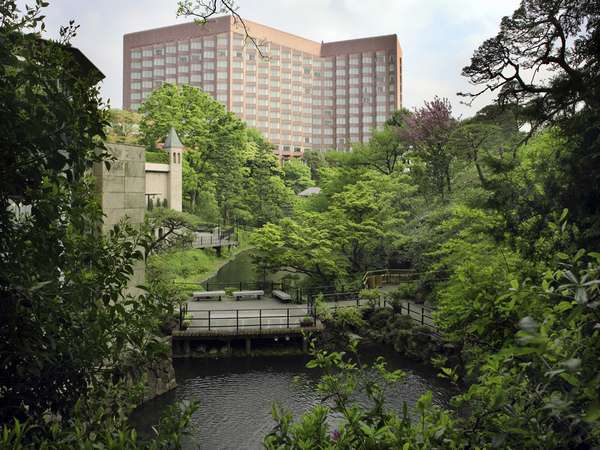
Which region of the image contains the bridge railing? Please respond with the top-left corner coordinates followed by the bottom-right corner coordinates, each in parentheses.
top-left (179, 306), bottom-right (316, 333)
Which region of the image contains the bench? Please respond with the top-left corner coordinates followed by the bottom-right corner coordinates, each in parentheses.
top-left (272, 289), bottom-right (292, 303)
top-left (192, 290), bottom-right (225, 301)
top-left (233, 290), bottom-right (264, 301)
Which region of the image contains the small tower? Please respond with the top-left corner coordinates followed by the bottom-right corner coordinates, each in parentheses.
top-left (164, 127), bottom-right (183, 212)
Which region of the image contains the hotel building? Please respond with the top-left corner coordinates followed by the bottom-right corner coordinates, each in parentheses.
top-left (123, 16), bottom-right (402, 158)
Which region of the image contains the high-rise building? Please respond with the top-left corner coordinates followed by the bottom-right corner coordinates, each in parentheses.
top-left (123, 16), bottom-right (402, 157)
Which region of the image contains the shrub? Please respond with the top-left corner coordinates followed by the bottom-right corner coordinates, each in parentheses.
top-left (332, 307), bottom-right (366, 332)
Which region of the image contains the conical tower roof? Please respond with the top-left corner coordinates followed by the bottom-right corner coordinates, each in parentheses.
top-left (164, 127), bottom-right (183, 150)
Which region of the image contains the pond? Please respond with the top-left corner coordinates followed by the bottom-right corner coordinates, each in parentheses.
top-left (131, 348), bottom-right (456, 450)
top-left (206, 250), bottom-right (306, 288)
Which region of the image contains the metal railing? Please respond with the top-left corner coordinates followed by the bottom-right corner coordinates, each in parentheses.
top-left (179, 305), bottom-right (316, 333)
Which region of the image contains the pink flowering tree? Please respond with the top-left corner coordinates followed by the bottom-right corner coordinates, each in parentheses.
top-left (405, 97), bottom-right (458, 201)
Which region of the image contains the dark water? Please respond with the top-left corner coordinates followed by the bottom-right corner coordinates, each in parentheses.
top-left (132, 349), bottom-right (455, 450)
top-left (207, 250), bottom-right (305, 287)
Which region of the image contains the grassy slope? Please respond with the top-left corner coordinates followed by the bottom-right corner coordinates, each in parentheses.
top-left (147, 230), bottom-right (252, 287)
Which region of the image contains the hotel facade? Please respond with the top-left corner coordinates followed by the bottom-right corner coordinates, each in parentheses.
top-left (123, 16), bottom-right (402, 157)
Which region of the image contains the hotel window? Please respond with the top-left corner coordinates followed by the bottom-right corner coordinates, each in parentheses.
top-left (142, 59), bottom-right (152, 68)
top-left (203, 61), bottom-right (214, 70)
top-left (349, 87), bottom-right (359, 95)
top-left (349, 116), bottom-right (359, 124)
top-left (178, 42), bottom-right (189, 52)
top-left (363, 105), bottom-right (372, 113)
top-left (217, 60), bottom-right (228, 68)
top-left (166, 67), bottom-right (176, 75)
top-left (166, 45), bottom-right (176, 54)
top-left (232, 105), bottom-right (243, 113)
top-left (376, 94), bottom-right (386, 103)
top-left (336, 69), bottom-right (346, 77)
top-left (336, 117), bottom-right (346, 125)
top-left (204, 72), bottom-right (214, 81)
top-left (349, 126), bottom-right (359, 134)
top-left (131, 61), bottom-right (141, 69)
top-left (131, 50), bottom-right (141, 59)
top-left (349, 106), bottom-right (359, 114)
top-left (131, 103), bottom-right (140, 110)
top-left (323, 137), bottom-right (333, 145)
top-left (179, 65), bottom-right (189, 73)
top-left (154, 58), bottom-right (164, 66)
top-left (376, 65), bottom-right (386, 73)
top-left (337, 78), bottom-right (346, 86)
top-left (232, 71), bottom-right (243, 80)
top-left (232, 61), bottom-right (243, 68)
top-left (363, 85), bottom-right (373, 94)
top-left (142, 48), bottom-right (152, 57)
top-left (154, 80), bottom-right (164, 88)
top-left (179, 55), bottom-right (189, 64)
top-left (204, 37), bottom-right (215, 47)
top-left (324, 80), bottom-right (333, 88)
top-left (142, 91), bottom-right (151, 99)
top-left (349, 67), bottom-right (359, 75)
top-left (217, 72), bottom-right (228, 80)
top-left (166, 56), bottom-right (176, 64)
top-left (130, 81), bottom-right (141, 89)
top-left (217, 94), bottom-right (228, 102)
top-left (362, 53), bottom-right (373, 63)
top-left (191, 39), bottom-right (202, 49)
top-left (166, 77), bottom-right (176, 84)
top-left (142, 70), bottom-right (152, 78)
top-left (336, 88), bottom-right (345, 96)
top-left (177, 76), bottom-right (189, 84)
top-left (336, 97), bottom-right (346, 105)
top-left (203, 50), bottom-right (214, 58)
top-left (153, 68), bottom-right (164, 77)
top-left (271, 48), bottom-right (280, 57)
top-left (203, 83), bottom-right (214, 91)
top-left (362, 75), bottom-right (372, 84)
top-left (217, 82), bottom-right (227, 90)
top-left (131, 92), bottom-right (141, 100)
top-left (191, 53), bottom-right (202, 62)
top-left (377, 104), bottom-right (386, 112)
top-left (217, 49), bottom-right (228, 57)
top-left (217, 34), bottom-right (228, 46)
top-left (324, 70), bottom-right (333, 78)
top-left (349, 54), bottom-right (360, 65)
top-left (191, 74), bottom-right (202, 82)
top-left (191, 64), bottom-right (202, 71)
top-left (349, 97), bottom-right (359, 105)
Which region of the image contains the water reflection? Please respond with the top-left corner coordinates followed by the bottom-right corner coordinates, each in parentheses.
top-left (132, 349), bottom-right (455, 450)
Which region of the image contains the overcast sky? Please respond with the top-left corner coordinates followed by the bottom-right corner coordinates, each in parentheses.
top-left (38, 0), bottom-right (521, 117)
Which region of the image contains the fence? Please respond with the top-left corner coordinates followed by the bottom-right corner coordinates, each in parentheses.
top-left (179, 305), bottom-right (316, 333)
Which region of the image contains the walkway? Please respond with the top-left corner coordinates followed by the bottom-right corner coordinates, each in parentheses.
top-left (182, 292), bottom-right (434, 333)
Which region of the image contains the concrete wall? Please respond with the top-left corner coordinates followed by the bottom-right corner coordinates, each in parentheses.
top-left (94, 143), bottom-right (146, 292)
top-left (145, 163), bottom-right (170, 207)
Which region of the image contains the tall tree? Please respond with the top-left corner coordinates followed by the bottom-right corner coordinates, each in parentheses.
top-left (139, 84), bottom-right (247, 222)
top-left (282, 159), bottom-right (314, 194)
top-left (0, 1), bottom-right (191, 445)
top-left (405, 97), bottom-right (458, 201)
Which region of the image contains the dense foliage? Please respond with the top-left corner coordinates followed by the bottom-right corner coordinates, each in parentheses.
top-left (138, 84), bottom-right (293, 226)
top-left (0, 1), bottom-right (193, 446)
top-left (254, 1), bottom-right (600, 447)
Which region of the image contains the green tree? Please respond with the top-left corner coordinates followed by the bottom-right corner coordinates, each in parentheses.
top-left (237, 129), bottom-right (293, 226)
top-left (0, 1), bottom-right (193, 445)
top-left (282, 159), bottom-right (314, 194)
top-left (139, 84), bottom-right (247, 221)
top-left (105, 108), bottom-right (142, 144)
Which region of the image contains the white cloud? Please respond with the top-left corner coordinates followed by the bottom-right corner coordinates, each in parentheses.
top-left (39, 0), bottom-right (520, 116)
